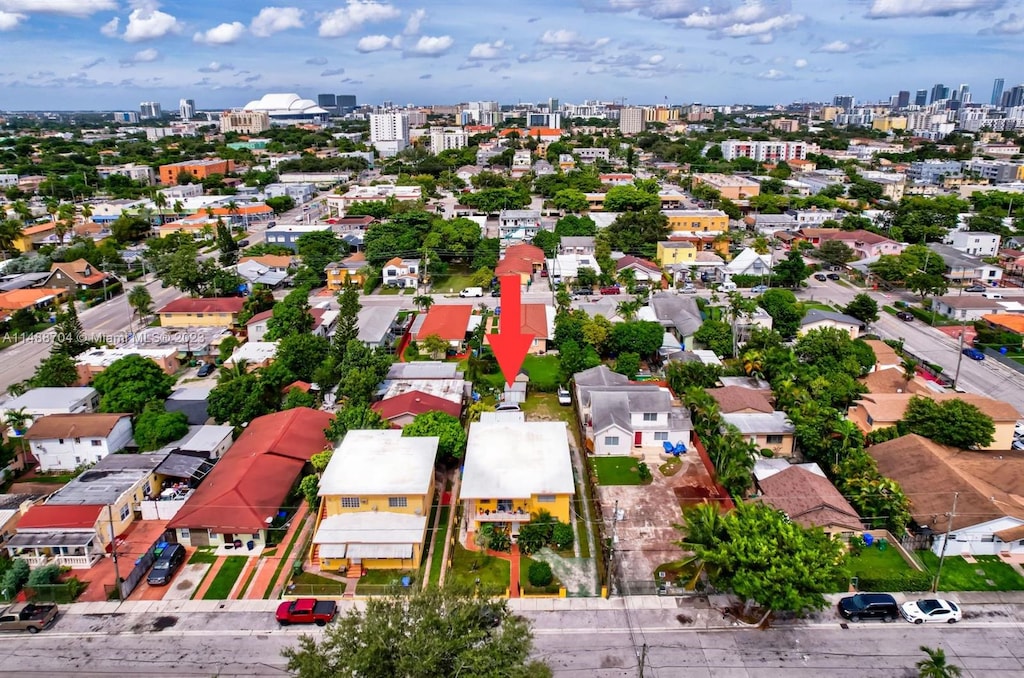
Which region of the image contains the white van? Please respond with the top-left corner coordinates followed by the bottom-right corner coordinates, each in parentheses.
top-left (982, 291), bottom-right (1004, 300)
top-left (719, 281), bottom-right (737, 292)
top-left (459, 287), bottom-right (484, 298)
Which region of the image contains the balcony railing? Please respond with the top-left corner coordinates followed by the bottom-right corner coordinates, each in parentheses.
top-left (475, 510), bottom-right (531, 522)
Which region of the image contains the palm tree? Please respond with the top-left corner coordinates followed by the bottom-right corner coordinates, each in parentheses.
top-left (3, 408), bottom-right (31, 470)
top-left (153, 192), bottom-right (168, 226)
top-left (45, 199), bottom-right (58, 223)
top-left (226, 200), bottom-right (240, 230)
top-left (218, 358), bottom-right (249, 384)
top-left (900, 358), bottom-right (919, 389)
top-left (127, 285), bottom-right (154, 319)
top-left (55, 202), bottom-right (76, 245)
top-left (616, 299), bottom-right (643, 321)
top-left (741, 349), bottom-right (765, 379)
top-left (11, 200), bottom-right (32, 222)
top-left (916, 646), bottom-right (962, 678)
top-left (79, 203), bottom-right (93, 224)
top-left (829, 418), bottom-right (864, 470)
top-left (413, 295), bottom-right (434, 312)
top-left (173, 200), bottom-right (184, 218)
top-left (0, 218), bottom-right (25, 255)
top-left (617, 267), bottom-right (637, 291)
top-left (672, 501), bottom-right (727, 588)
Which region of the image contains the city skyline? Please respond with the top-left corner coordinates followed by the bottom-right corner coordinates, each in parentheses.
top-left (0, 1), bottom-right (1022, 110)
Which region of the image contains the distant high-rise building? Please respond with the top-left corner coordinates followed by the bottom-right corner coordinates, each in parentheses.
top-left (992, 78), bottom-right (1005, 106)
top-left (178, 98), bottom-right (195, 121)
top-left (896, 91), bottom-right (910, 108)
top-left (317, 93), bottom-right (337, 112)
top-left (548, 97), bottom-right (559, 113)
top-left (336, 94), bottom-right (357, 114)
top-left (929, 84), bottom-right (948, 104)
top-left (139, 101), bottom-right (162, 120)
top-left (619, 107), bottom-right (644, 135)
top-left (915, 89), bottom-right (928, 106)
top-left (369, 112), bottom-right (409, 143)
top-left (833, 95), bottom-right (854, 112)
top-left (114, 111), bottom-right (139, 123)
top-left (1003, 85), bottom-right (1024, 109)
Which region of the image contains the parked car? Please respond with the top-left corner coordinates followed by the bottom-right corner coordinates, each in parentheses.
top-left (896, 311), bottom-right (914, 321)
top-left (276, 599), bottom-right (338, 627)
top-left (900, 599), bottom-right (961, 624)
top-left (196, 362), bottom-right (215, 378)
top-left (750, 285), bottom-right (769, 294)
top-left (557, 386), bottom-right (571, 406)
top-left (238, 239), bottom-right (250, 247)
top-left (681, 284), bottom-right (696, 294)
top-left (0, 603), bottom-right (58, 634)
top-left (459, 287), bottom-right (484, 298)
top-left (1013, 439), bottom-right (1024, 451)
top-left (147, 543), bottom-right (186, 586)
top-left (599, 286), bottom-right (621, 295)
top-left (826, 273), bottom-right (841, 280)
top-left (814, 273), bottom-right (828, 282)
top-left (837, 593), bottom-right (900, 622)
top-left (962, 347), bottom-right (985, 361)
top-left (490, 287), bottom-right (501, 297)
top-left (964, 285), bottom-right (986, 292)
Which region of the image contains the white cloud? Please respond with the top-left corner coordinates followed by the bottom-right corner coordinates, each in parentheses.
top-left (193, 21), bottom-right (246, 45)
top-left (0, 0), bottom-right (115, 17)
top-left (405, 35), bottom-right (453, 57)
top-left (987, 12), bottom-right (1024, 34)
top-left (794, 58), bottom-right (808, 68)
top-left (122, 5), bottom-right (183, 42)
top-left (814, 38), bottom-right (876, 53)
top-left (537, 29), bottom-right (610, 54)
top-left (540, 29), bottom-right (580, 45)
top-left (355, 34), bottom-right (396, 52)
top-left (0, 10), bottom-right (24, 29)
top-left (250, 7), bottom-right (304, 37)
top-left (757, 68), bottom-right (789, 80)
top-left (119, 47), bottom-right (160, 66)
top-left (720, 14), bottom-right (803, 37)
top-left (404, 8), bottom-right (425, 35)
top-left (468, 39), bottom-right (508, 60)
top-left (198, 61), bottom-right (233, 73)
top-left (648, 54), bottom-right (665, 64)
top-left (675, 2), bottom-right (805, 41)
top-left (100, 16), bottom-right (119, 37)
top-left (867, 0), bottom-right (1004, 19)
top-left (318, 0), bottom-right (401, 38)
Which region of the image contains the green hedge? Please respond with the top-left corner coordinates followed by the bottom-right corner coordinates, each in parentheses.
top-left (728, 274), bottom-right (762, 288)
top-left (857, 571), bottom-right (932, 592)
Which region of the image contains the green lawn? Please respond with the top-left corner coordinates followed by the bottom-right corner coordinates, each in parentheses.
top-left (572, 495), bottom-right (591, 559)
top-left (431, 269), bottom-right (477, 294)
top-left (188, 546), bottom-right (217, 564)
top-left (290, 571), bottom-right (347, 597)
top-left (356, 569), bottom-right (418, 594)
top-left (591, 456), bottom-right (647, 486)
top-left (378, 286), bottom-right (403, 295)
top-left (800, 302), bottom-right (836, 312)
top-left (521, 355), bottom-right (561, 390)
top-left (521, 392), bottom-right (574, 423)
top-left (202, 556), bottom-right (248, 600)
top-left (428, 506), bottom-right (451, 587)
top-left (520, 555), bottom-right (562, 595)
top-left (919, 552), bottom-right (1024, 591)
top-left (448, 544), bottom-right (510, 595)
top-left (847, 543), bottom-right (915, 579)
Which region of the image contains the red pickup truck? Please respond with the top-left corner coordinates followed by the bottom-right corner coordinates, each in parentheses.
top-left (276, 598), bottom-right (338, 627)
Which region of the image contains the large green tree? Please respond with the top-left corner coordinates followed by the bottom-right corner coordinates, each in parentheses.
top-left (603, 209), bottom-right (669, 259)
top-left (26, 352), bottom-right (80, 389)
top-left (324, 403), bottom-right (389, 442)
top-left (296, 231), bottom-right (347, 283)
top-left (93, 354), bottom-right (174, 414)
top-left (281, 587), bottom-right (549, 678)
top-left (264, 286), bottom-right (314, 341)
top-left (609, 320), bottom-right (664, 357)
top-left (773, 250), bottom-right (809, 289)
top-left (603, 185), bottom-right (660, 212)
top-left (403, 411), bottom-right (466, 460)
top-left (133, 401), bottom-right (189, 451)
top-left (275, 333), bottom-right (330, 383)
top-left (758, 289), bottom-right (802, 339)
top-left (52, 300), bottom-right (93, 358)
top-left (678, 502), bottom-right (847, 614)
top-left (843, 293), bottom-right (879, 324)
top-left (902, 397), bottom-right (995, 449)
top-left (207, 372), bottom-right (280, 427)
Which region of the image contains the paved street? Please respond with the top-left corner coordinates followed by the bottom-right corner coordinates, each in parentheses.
top-left (1, 606), bottom-right (1022, 677)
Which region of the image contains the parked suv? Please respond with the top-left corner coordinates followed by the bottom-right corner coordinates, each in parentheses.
top-left (147, 543), bottom-right (186, 586)
top-left (837, 593), bottom-right (899, 622)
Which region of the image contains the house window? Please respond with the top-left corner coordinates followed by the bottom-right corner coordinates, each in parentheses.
top-left (119, 504), bottom-right (130, 521)
top-left (59, 438), bottom-right (65, 444)
top-left (866, 415), bottom-right (874, 426)
top-left (74, 437), bottom-right (81, 443)
top-left (537, 495), bottom-right (555, 503)
top-left (766, 435), bottom-right (784, 444)
top-left (642, 412), bottom-right (658, 422)
top-left (91, 440), bottom-right (102, 447)
top-left (604, 436), bottom-right (620, 446)
top-left (388, 497), bottom-right (408, 508)
top-left (654, 432), bottom-right (669, 441)
top-left (180, 528), bottom-right (190, 540)
top-left (981, 535), bottom-right (995, 542)
top-left (341, 497), bottom-right (360, 508)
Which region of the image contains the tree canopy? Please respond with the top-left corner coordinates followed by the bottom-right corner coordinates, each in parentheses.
top-left (133, 401), bottom-right (189, 451)
top-left (403, 411), bottom-right (467, 460)
top-left (93, 354), bottom-right (174, 414)
top-left (902, 396), bottom-right (995, 449)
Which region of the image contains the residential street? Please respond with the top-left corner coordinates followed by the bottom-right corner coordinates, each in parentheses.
top-left (2, 605), bottom-right (1022, 677)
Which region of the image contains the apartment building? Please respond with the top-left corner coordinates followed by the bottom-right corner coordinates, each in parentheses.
top-left (219, 110), bottom-right (271, 135)
top-left (719, 140), bottom-right (818, 162)
top-left (619, 107), bottom-right (644, 135)
top-left (691, 173), bottom-right (761, 200)
top-left (158, 159), bottom-right (235, 185)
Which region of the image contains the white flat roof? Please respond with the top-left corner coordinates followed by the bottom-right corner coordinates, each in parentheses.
top-left (319, 429), bottom-right (438, 496)
top-left (460, 421), bottom-right (575, 500)
top-left (312, 511), bottom-right (427, 546)
top-left (229, 341), bottom-right (278, 363)
top-left (1, 387), bottom-right (96, 411)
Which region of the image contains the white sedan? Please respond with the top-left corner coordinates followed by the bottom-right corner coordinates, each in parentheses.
top-left (900, 599), bottom-right (962, 624)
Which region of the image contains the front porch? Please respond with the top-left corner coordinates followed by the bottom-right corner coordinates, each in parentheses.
top-left (5, 530), bottom-right (104, 570)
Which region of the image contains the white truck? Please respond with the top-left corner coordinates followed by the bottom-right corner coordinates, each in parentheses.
top-left (459, 287), bottom-right (484, 298)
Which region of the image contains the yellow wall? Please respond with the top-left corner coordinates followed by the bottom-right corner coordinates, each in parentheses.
top-left (322, 487), bottom-right (432, 517)
top-left (159, 311), bottom-right (239, 327)
top-left (746, 433), bottom-right (795, 458)
top-left (665, 213), bottom-right (729, 232)
top-left (95, 473), bottom-right (162, 546)
top-left (326, 270), bottom-right (366, 291)
top-left (467, 493), bottom-right (572, 529)
top-left (657, 242), bottom-right (696, 265)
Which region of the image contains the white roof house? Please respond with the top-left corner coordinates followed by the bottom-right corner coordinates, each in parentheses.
top-left (461, 421), bottom-right (575, 500)
top-left (313, 512), bottom-right (428, 560)
top-left (319, 430), bottom-right (438, 497)
top-left (723, 248), bottom-right (773, 277)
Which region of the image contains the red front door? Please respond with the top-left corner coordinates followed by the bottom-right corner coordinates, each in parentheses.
top-left (634, 431), bottom-right (642, 446)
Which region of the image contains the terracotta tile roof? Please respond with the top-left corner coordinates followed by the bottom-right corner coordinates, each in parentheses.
top-left (616, 255), bottom-right (661, 273)
top-left (247, 309), bottom-right (274, 326)
top-left (756, 466), bottom-right (862, 531)
top-left (23, 223), bottom-right (56, 236)
top-left (17, 504), bottom-right (104, 530)
top-left (416, 305), bottom-right (473, 342)
top-left (862, 339), bottom-right (900, 367)
top-left (238, 255), bottom-right (292, 268)
top-left (48, 259), bottom-right (108, 286)
top-left (24, 413), bottom-right (130, 440)
top-left (496, 243), bottom-right (545, 275)
top-left (384, 256), bottom-right (404, 267)
top-left (167, 408), bottom-right (333, 533)
top-left (520, 304), bottom-right (549, 339)
top-left (159, 297), bottom-right (245, 314)
top-left (859, 370), bottom-right (932, 395)
top-left (818, 229), bottom-right (895, 246)
top-left (983, 314), bottom-right (1024, 333)
top-left (0, 288), bottom-right (65, 311)
top-left (282, 380), bottom-right (312, 393)
top-left (707, 386), bottom-right (774, 414)
top-left (854, 392), bottom-right (1020, 425)
top-left (371, 390), bottom-right (462, 422)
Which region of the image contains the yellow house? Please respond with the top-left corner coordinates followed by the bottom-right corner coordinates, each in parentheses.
top-left (848, 392), bottom-right (1018, 452)
top-left (311, 430), bottom-right (439, 573)
top-left (157, 297), bottom-right (245, 327)
top-left (325, 252), bottom-right (369, 291)
top-left (663, 209), bottom-right (729, 233)
top-left (13, 222), bottom-right (56, 253)
top-left (657, 240), bottom-right (697, 265)
top-left (460, 420), bottom-right (575, 541)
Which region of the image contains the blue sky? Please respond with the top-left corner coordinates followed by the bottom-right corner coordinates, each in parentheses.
top-left (0, 0), bottom-right (1021, 111)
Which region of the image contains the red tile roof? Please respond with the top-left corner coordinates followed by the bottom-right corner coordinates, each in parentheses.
top-left (520, 304), bottom-right (549, 339)
top-left (496, 243), bottom-right (545, 276)
top-left (416, 305), bottom-right (473, 342)
top-left (247, 309), bottom-right (274, 326)
top-left (159, 297), bottom-right (245, 315)
top-left (167, 408), bottom-right (333, 533)
top-left (17, 504), bottom-right (104, 530)
top-left (48, 259), bottom-right (109, 286)
top-left (372, 390), bottom-right (462, 422)
top-left (616, 255), bottom-right (661, 274)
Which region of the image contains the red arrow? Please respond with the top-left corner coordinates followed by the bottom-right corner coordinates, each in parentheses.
top-left (486, 274), bottom-right (535, 386)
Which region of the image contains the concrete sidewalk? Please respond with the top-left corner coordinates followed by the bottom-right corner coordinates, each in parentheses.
top-left (59, 590), bottom-right (1024, 618)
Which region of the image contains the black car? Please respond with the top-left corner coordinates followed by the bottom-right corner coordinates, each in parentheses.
top-left (147, 543), bottom-right (186, 586)
top-left (490, 287), bottom-right (501, 297)
top-left (196, 362), bottom-right (215, 377)
top-left (826, 273), bottom-right (841, 280)
top-left (837, 593), bottom-right (899, 622)
top-left (896, 311), bottom-right (914, 321)
top-left (814, 273), bottom-right (828, 281)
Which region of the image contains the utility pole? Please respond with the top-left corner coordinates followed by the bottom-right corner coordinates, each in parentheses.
top-left (932, 492), bottom-right (959, 593)
top-left (638, 643), bottom-right (648, 677)
top-left (952, 318), bottom-right (968, 390)
top-left (107, 504), bottom-right (122, 600)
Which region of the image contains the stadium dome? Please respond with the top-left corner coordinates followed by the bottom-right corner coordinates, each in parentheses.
top-left (242, 93), bottom-right (328, 119)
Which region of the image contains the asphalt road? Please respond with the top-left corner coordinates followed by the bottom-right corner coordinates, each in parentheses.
top-left (2, 610), bottom-right (1022, 677)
